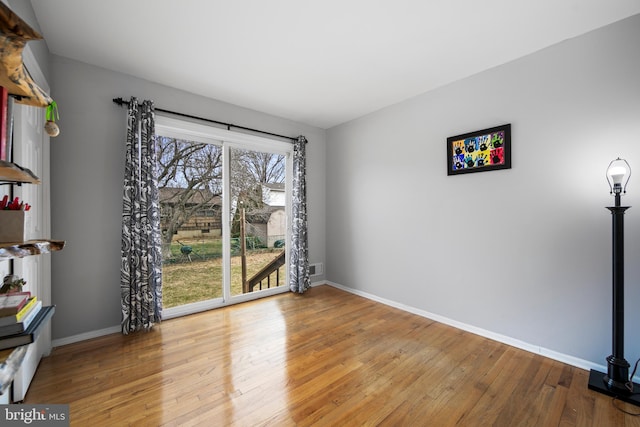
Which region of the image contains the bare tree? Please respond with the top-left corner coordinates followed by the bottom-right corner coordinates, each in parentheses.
top-left (245, 150), bottom-right (285, 184)
top-left (155, 138), bottom-right (286, 255)
top-left (156, 136), bottom-right (222, 256)
top-left (230, 149), bottom-right (284, 203)
top-left (229, 148), bottom-right (286, 237)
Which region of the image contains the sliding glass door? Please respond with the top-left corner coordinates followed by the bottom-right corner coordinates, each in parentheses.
top-left (155, 116), bottom-right (292, 318)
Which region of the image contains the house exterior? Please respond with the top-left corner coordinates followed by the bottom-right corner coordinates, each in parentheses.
top-left (243, 183), bottom-right (286, 247)
top-left (160, 184), bottom-right (285, 247)
top-left (159, 187), bottom-right (222, 239)
top-left (262, 183), bottom-right (286, 247)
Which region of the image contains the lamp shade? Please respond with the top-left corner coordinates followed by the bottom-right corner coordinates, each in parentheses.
top-left (606, 158), bottom-right (631, 195)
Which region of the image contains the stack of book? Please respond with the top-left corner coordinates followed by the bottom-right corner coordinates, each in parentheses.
top-left (0, 292), bottom-right (54, 351)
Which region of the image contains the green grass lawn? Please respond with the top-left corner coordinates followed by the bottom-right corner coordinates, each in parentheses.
top-left (162, 250), bottom-right (285, 308)
top-left (166, 236), bottom-right (270, 262)
top-left (167, 238), bottom-right (223, 261)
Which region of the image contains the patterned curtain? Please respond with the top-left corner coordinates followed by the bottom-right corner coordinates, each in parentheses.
top-left (289, 136), bottom-right (310, 293)
top-left (120, 97), bottom-right (163, 334)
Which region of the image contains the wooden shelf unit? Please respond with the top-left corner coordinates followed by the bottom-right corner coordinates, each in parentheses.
top-left (0, 140), bottom-right (61, 402)
top-left (0, 2), bottom-right (59, 402)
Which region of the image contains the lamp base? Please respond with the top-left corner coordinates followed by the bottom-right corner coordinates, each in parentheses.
top-left (588, 370), bottom-right (640, 406)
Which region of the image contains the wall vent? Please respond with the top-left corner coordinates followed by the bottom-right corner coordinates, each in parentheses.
top-left (309, 263), bottom-right (323, 276)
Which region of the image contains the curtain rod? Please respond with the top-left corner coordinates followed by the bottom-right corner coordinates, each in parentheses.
top-left (112, 97), bottom-right (300, 143)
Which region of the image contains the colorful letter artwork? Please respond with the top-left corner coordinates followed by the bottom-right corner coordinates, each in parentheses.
top-left (446, 124), bottom-right (511, 175)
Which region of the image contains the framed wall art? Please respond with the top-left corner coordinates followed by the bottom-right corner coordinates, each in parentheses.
top-left (447, 124), bottom-right (511, 175)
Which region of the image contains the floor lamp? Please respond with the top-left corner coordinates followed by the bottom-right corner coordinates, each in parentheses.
top-left (588, 158), bottom-right (640, 406)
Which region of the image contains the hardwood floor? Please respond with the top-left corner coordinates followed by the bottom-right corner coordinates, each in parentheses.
top-left (25, 285), bottom-right (640, 426)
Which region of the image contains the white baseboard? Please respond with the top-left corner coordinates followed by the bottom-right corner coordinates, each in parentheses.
top-left (322, 281), bottom-right (613, 378)
top-left (310, 279), bottom-right (325, 288)
top-left (52, 325), bottom-right (120, 348)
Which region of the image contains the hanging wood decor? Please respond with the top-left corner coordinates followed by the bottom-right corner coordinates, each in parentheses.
top-left (0, 3), bottom-right (52, 107)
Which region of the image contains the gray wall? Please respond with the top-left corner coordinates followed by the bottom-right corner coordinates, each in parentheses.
top-left (326, 14), bottom-right (640, 367)
top-left (49, 56), bottom-right (326, 340)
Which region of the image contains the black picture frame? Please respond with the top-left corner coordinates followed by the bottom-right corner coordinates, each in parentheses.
top-left (447, 124), bottom-right (511, 175)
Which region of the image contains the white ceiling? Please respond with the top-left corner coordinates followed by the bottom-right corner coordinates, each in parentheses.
top-left (29, 0), bottom-right (640, 129)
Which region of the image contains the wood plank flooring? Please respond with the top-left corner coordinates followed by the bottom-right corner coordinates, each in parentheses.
top-left (24, 285), bottom-right (640, 426)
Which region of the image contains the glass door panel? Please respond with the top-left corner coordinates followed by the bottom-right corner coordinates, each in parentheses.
top-left (229, 147), bottom-right (287, 297)
top-left (156, 135), bottom-right (223, 308)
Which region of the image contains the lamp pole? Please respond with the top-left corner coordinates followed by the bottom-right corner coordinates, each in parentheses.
top-left (604, 193), bottom-right (630, 392)
top-left (588, 158), bottom-right (640, 406)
